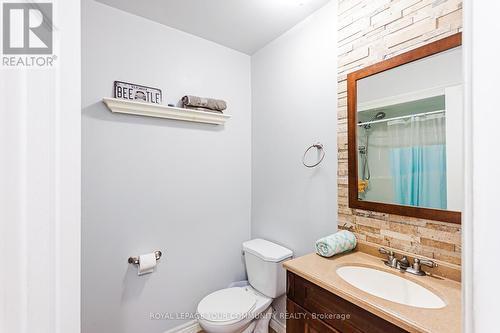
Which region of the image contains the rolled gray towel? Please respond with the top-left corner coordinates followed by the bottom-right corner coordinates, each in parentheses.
top-left (182, 95), bottom-right (227, 112)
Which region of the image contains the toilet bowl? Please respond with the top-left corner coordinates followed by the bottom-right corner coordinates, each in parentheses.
top-left (197, 286), bottom-right (272, 333)
top-left (197, 239), bottom-right (293, 333)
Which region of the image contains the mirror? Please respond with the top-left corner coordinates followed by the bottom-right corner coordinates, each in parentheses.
top-left (347, 33), bottom-right (462, 224)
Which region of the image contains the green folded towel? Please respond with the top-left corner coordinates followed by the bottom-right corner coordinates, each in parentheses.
top-left (315, 231), bottom-right (357, 257)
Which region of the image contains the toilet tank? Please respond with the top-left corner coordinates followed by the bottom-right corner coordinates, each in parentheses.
top-left (242, 239), bottom-right (293, 298)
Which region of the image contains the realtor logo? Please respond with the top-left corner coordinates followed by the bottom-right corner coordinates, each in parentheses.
top-left (3, 3), bottom-right (53, 54)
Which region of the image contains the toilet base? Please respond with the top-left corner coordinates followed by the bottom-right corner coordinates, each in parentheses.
top-left (241, 321), bottom-right (256, 333)
top-left (252, 306), bottom-right (273, 333)
top-left (199, 320), bottom-right (255, 333)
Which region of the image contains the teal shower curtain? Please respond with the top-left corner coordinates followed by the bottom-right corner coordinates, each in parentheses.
top-left (390, 145), bottom-right (447, 209)
top-left (388, 113), bottom-right (447, 209)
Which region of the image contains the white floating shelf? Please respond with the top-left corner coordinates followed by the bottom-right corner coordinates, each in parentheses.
top-left (102, 97), bottom-right (231, 125)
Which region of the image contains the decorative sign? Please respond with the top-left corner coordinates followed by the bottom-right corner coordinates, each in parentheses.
top-left (114, 81), bottom-right (162, 104)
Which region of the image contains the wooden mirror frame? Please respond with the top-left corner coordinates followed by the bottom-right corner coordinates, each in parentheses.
top-left (347, 32), bottom-right (462, 224)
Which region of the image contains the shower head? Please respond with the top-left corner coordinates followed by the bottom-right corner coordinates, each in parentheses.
top-left (363, 111), bottom-right (386, 129)
top-left (373, 111), bottom-right (386, 120)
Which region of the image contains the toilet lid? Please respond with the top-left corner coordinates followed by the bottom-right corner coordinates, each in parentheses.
top-left (197, 287), bottom-right (256, 323)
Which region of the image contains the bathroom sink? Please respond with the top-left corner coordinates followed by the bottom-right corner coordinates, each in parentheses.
top-left (336, 266), bottom-right (445, 309)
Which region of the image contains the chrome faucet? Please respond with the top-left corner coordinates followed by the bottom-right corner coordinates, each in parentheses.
top-left (378, 247), bottom-right (409, 270)
top-left (378, 247), bottom-right (436, 276)
top-left (406, 258), bottom-right (438, 276)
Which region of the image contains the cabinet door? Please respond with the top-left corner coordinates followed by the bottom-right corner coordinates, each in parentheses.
top-left (287, 271), bottom-right (408, 333)
top-left (287, 299), bottom-right (340, 333)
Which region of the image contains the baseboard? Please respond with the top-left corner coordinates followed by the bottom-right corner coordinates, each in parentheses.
top-left (163, 320), bottom-right (202, 333)
top-left (270, 317), bottom-right (286, 333)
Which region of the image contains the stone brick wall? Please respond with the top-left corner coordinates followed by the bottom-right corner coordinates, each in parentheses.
top-left (337, 0), bottom-right (462, 265)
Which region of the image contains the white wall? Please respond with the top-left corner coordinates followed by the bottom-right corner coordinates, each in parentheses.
top-left (251, 1), bottom-right (337, 324)
top-left (467, 1), bottom-right (500, 332)
top-left (0, 1), bottom-right (81, 333)
top-left (82, 1), bottom-right (251, 332)
top-left (251, 0), bottom-right (337, 256)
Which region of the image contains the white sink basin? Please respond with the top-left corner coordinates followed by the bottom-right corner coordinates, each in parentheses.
top-left (336, 266), bottom-right (446, 309)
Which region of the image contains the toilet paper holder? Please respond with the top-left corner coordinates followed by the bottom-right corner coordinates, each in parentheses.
top-left (128, 250), bottom-right (162, 265)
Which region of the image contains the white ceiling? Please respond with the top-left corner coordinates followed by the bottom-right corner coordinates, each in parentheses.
top-left (96, 0), bottom-right (331, 54)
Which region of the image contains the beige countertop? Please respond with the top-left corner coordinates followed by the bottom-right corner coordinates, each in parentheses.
top-left (283, 251), bottom-right (461, 333)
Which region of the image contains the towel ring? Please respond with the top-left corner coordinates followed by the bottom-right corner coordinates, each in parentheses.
top-left (303, 143), bottom-right (325, 168)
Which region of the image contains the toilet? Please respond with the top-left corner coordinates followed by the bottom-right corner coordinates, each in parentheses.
top-left (197, 239), bottom-right (293, 333)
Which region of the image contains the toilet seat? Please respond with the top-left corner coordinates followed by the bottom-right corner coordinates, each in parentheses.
top-left (197, 287), bottom-right (257, 324)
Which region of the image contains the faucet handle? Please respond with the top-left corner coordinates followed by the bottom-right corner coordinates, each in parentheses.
top-left (378, 247), bottom-right (393, 256)
top-left (379, 247), bottom-right (396, 268)
top-left (417, 258), bottom-right (437, 268)
top-left (404, 258), bottom-right (437, 276)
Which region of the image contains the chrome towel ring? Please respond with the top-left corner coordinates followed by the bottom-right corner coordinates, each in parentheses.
top-left (303, 143), bottom-right (325, 168)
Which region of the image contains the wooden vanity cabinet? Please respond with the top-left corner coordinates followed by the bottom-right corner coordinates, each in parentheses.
top-left (287, 300), bottom-right (340, 333)
top-left (286, 271), bottom-right (409, 333)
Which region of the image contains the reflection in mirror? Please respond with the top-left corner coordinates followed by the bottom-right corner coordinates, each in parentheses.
top-left (356, 46), bottom-right (463, 212)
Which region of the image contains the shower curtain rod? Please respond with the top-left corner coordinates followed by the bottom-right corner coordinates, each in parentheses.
top-left (357, 109), bottom-right (445, 127)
